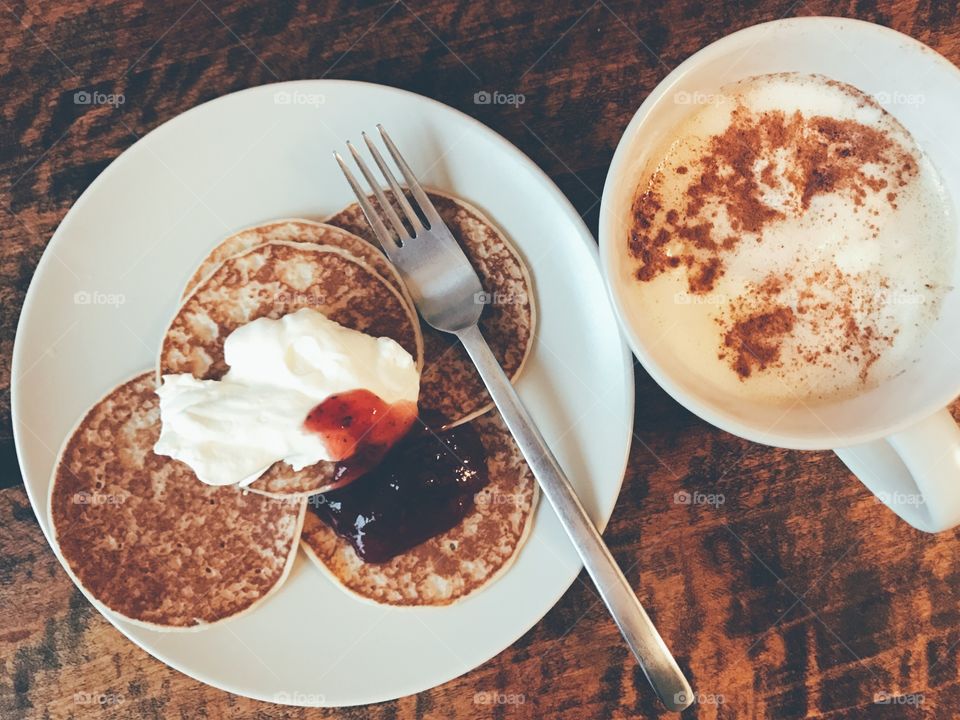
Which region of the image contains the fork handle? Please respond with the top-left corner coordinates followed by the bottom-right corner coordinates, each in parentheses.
top-left (456, 323), bottom-right (693, 712)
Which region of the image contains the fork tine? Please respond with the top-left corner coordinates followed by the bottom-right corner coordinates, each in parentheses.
top-left (377, 125), bottom-right (442, 226)
top-left (362, 131), bottom-right (425, 235)
top-left (334, 151), bottom-right (400, 256)
top-left (346, 141), bottom-right (412, 243)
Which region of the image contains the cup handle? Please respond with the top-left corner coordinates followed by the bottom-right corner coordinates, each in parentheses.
top-left (834, 408), bottom-right (960, 533)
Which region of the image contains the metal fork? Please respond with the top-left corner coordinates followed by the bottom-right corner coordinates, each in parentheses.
top-left (336, 126), bottom-right (693, 712)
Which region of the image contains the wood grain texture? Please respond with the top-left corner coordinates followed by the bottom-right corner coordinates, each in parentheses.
top-left (3, 0), bottom-right (960, 718)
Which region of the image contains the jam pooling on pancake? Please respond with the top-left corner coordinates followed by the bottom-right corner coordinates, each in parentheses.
top-left (304, 389), bottom-right (417, 490)
top-left (309, 413), bottom-right (490, 563)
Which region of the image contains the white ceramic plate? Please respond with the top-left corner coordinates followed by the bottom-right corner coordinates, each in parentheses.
top-left (12, 81), bottom-right (633, 706)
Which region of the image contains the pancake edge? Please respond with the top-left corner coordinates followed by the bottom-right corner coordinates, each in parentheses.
top-left (180, 218), bottom-right (418, 319)
top-left (46, 370), bottom-right (308, 632)
top-left (298, 482), bottom-right (539, 608)
top-left (158, 239), bottom-right (426, 385)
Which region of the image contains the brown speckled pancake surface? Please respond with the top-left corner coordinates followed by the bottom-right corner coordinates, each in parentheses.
top-left (325, 189), bottom-right (535, 427)
top-left (300, 411), bottom-right (538, 606)
top-left (48, 372), bottom-right (305, 630)
top-left (159, 241), bottom-right (424, 497)
top-left (182, 219), bottom-right (410, 305)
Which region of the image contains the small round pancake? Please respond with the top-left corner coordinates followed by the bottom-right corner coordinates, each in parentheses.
top-left (299, 411), bottom-right (538, 606)
top-left (182, 219), bottom-right (410, 307)
top-left (48, 372), bottom-right (305, 630)
top-left (159, 241), bottom-right (424, 498)
top-left (325, 189), bottom-right (536, 427)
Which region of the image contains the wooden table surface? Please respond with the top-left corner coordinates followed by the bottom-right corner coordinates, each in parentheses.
top-left (3, 1), bottom-right (960, 718)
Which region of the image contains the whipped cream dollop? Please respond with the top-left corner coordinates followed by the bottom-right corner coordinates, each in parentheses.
top-left (154, 308), bottom-right (420, 486)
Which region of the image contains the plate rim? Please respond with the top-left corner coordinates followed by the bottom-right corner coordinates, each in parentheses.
top-left (12, 78), bottom-right (635, 706)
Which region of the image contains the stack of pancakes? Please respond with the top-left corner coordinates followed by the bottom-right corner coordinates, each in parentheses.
top-left (48, 190), bottom-right (539, 629)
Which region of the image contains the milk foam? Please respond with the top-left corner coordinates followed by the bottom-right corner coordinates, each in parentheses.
top-left (626, 73), bottom-right (956, 404)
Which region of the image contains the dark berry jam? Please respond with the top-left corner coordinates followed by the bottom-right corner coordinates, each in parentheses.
top-left (309, 414), bottom-right (489, 563)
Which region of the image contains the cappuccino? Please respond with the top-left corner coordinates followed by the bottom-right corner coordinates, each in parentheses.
top-left (626, 73), bottom-right (955, 403)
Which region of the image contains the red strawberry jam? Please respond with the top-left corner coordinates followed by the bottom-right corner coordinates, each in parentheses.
top-left (304, 389), bottom-right (418, 490)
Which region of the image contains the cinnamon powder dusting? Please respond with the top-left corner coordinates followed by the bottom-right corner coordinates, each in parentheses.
top-left (722, 306), bottom-right (795, 379)
top-left (627, 106), bottom-right (915, 295)
top-left (715, 269), bottom-right (898, 381)
top-left (626, 74), bottom-right (926, 387)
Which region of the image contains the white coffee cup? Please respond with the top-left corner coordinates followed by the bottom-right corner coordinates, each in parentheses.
top-left (599, 17), bottom-right (960, 533)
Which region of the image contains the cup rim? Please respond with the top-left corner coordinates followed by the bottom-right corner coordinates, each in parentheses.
top-left (598, 16), bottom-right (960, 450)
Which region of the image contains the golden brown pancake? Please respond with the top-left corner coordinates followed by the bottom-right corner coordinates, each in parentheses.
top-left (47, 372), bottom-right (305, 630)
top-left (182, 219), bottom-right (411, 307)
top-left (325, 189), bottom-right (536, 427)
top-left (158, 241), bottom-right (424, 497)
top-left (299, 411), bottom-right (538, 606)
